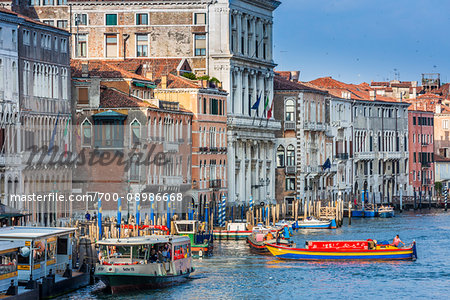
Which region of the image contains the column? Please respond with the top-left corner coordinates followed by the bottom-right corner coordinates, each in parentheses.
top-left (243, 70), bottom-right (249, 116)
top-left (236, 12), bottom-right (242, 54)
top-left (243, 15), bottom-right (248, 56)
top-left (252, 71), bottom-right (257, 117)
top-left (236, 68), bottom-right (242, 115)
top-left (262, 142), bottom-right (267, 202)
top-left (239, 141), bottom-right (245, 203)
top-left (228, 136), bottom-right (235, 203)
top-left (246, 141), bottom-right (252, 203)
top-left (268, 21), bottom-right (273, 61)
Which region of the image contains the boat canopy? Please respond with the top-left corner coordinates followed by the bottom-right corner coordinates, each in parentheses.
top-left (0, 240), bottom-right (24, 253)
top-left (97, 235), bottom-right (190, 247)
top-left (0, 226), bottom-right (76, 240)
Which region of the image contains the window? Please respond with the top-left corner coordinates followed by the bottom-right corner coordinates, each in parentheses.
top-left (131, 120), bottom-right (141, 145)
top-left (76, 34), bottom-right (87, 57)
top-left (43, 20), bottom-right (54, 26)
top-left (286, 145), bottom-right (295, 166)
top-left (82, 120), bottom-right (92, 146)
top-left (78, 87), bottom-right (89, 105)
top-left (136, 13), bottom-right (148, 25)
top-left (210, 98), bottom-right (219, 115)
top-left (194, 34), bottom-right (206, 56)
top-left (57, 20), bottom-right (68, 29)
top-left (75, 13), bottom-right (88, 26)
top-left (136, 34), bottom-right (148, 57)
top-left (60, 38), bottom-right (67, 53)
top-left (285, 99), bottom-right (295, 121)
top-left (106, 14), bottom-right (118, 26)
top-left (276, 145), bottom-right (285, 167)
top-left (203, 97), bottom-right (207, 114)
top-left (105, 34), bottom-right (118, 57)
top-left (23, 30), bottom-right (30, 45)
top-left (33, 32), bottom-right (37, 46)
top-left (286, 178), bottom-right (295, 191)
top-left (443, 119), bottom-right (449, 130)
top-left (94, 120), bottom-right (124, 148)
top-left (130, 155), bottom-right (140, 181)
top-left (194, 13), bottom-right (206, 25)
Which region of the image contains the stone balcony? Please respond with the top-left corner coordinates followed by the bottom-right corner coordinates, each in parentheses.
top-left (163, 141), bottom-right (179, 153)
top-left (0, 153), bottom-right (22, 166)
top-left (354, 152), bottom-right (375, 161)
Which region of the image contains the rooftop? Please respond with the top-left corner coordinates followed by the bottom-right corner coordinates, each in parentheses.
top-left (0, 227), bottom-right (76, 239)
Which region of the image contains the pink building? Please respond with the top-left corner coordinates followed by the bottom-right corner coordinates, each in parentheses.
top-left (408, 110), bottom-right (435, 199)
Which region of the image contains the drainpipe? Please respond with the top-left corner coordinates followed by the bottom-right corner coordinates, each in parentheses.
top-left (123, 34), bottom-right (130, 61)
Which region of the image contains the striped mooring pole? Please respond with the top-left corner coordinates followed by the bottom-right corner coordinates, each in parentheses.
top-left (249, 195), bottom-right (253, 211)
top-left (220, 194), bottom-right (226, 227)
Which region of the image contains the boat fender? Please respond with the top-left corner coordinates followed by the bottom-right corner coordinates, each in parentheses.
top-left (199, 250), bottom-right (203, 257)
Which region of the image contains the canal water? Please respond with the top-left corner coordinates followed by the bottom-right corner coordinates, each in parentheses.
top-left (59, 210), bottom-right (450, 299)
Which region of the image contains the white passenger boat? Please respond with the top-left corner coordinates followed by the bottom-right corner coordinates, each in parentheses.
top-left (95, 235), bottom-right (193, 294)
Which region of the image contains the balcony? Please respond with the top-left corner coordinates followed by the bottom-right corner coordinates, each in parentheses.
top-left (0, 153), bottom-right (22, 166)
top-left (162, 176), bottom-right (183, 186)
top-left (209, 147), bottom-right (219, 153)
top-left (421, 162), bottom-right (431, 168)
top-left (382, 152), bottom-right (402, 160)
top-left (209, 179), bottom-right (221, 189)
top-left (163, 141), bottom-right (179, 153)
top-left (354, 152), bottom-right (375, 161)
top-left (285, 165), bottom-right (296, 174)
top-left (220, 147), bottom-right (228, 153)
top-left (422, 179), bottom-right (432, 185)
top-left (284, 121), bottom-right (296, 131)
top-left (335, 153), bottom-right (349, 160)
top-left (199, 147), bottom-right (208, 153)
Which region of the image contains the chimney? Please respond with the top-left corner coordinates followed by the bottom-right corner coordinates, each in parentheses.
top-left (369, 90), bottom-right (376, 101)
top-left (81, 62), bottom-right (89, 78)
top-left (142, 64), bottom-right (153, 80)
top-left (290, 71), bottom-right (300, 82)
top-left (161, 75), bottom-right (167, 89)
top-left (436, 104), bottom-right (441, 114)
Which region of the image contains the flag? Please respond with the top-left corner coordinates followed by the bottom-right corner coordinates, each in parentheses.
top-left (267, 100), bottom-right (273, 119)
top-left (48, 113), bottom-right (60, 155)
top-left (264, 95), bottom-right (270, 112)
top-left (322, 158), bottom-right (331, 170)
top-left (251, 91), bottom-right (262, 111)
top-left (63, 118), bottom-right (70, 157)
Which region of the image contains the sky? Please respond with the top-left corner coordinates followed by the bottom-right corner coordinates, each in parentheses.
top-left (273, 0), bottom-right (450, 84)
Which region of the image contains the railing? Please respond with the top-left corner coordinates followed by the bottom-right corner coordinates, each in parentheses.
top-left (335, 153), bottom-right (349, 160)
top-left (285, 165), bottom-right (296, 174)
top-left (354, 152), bottom-right (375, 160)
top-left (199, 147), bottom-right (208, 152)
top-left (209, 179), bottom-right (221, 189)
top-left (163, 141), bottom-right (179, 153)
top-left (0, 153), bottom-right (22, 166)
top-left (284, 121), bottom-right (296, 130)
top-left (209, 147), bottom-right (218, 153)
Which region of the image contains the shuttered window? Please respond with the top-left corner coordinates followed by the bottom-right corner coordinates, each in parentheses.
top-left (106, 14), bottom-right (117, 26)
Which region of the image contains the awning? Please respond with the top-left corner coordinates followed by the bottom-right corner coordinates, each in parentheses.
top-left (132, 80), bottom-right (156, 89)
top-left (92, 110), bottom-right (127, 121)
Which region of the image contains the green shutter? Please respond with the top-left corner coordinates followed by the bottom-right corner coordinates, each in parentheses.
top-left (106, 14), bottom-right (117, 26)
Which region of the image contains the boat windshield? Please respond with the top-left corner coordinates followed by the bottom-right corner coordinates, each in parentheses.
top-left (99, 242), bottom-right (173, 264)
top-left (176, 223), bottom-right (195, 234)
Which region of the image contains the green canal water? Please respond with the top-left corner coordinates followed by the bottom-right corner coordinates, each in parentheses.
top-left (59, 210), bottom-right (450, 299)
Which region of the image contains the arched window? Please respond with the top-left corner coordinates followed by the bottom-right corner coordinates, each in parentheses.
top-left (276, 145), bottom-right (285, 168)
top-left (285, 99), bottom-right (295, 121)
top-left (131, 119), bottom-right (141, 145)
top-left (286, 145), bottom-right (295, 166)
top-left (203, 97), bottom-right (207, 114)
top-left (81, 119), bottom-right (91, 147)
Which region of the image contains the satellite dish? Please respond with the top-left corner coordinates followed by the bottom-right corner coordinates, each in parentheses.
top-left (20, 247), bottom-right (31, 257)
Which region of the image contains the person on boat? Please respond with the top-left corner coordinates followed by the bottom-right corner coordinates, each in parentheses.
top-left (266, 232), bottom-right (274, 241)
top-left (150, 248), bottom-right (158, 262)
top-left (85, 211), bottom-right (91, 221)
top-left (393, 235), bottom-right (405, 247)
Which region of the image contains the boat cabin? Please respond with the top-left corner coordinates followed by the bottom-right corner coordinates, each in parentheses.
top-left (227, 222), bottom-right (248, 231)
top-left (96, 235), bottom-right (191, 277)
top-left (173, 220), bottom-right (200, 235)
top-left (0, 240), bottom-right (23, 293)
top-left (0, 227), bottom-right (76, 281)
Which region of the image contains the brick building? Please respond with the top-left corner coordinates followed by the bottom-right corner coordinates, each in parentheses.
top-left (154, 73), bottom-right (228, 221)
top-left (408, 109), bottom-right (434, 200)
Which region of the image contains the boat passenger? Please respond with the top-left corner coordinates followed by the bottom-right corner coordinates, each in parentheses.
top-left (85, 211), bottom-right (91, 221)
top-left (393, 235), bottom-right (405, 247)
top-left (150, 248), bottom-right (158, 262)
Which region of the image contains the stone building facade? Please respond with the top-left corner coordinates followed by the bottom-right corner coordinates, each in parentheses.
top-left (0, 9), bottom-right (21, 215)
top-left (4, 0), bottom-right (282, 207)
top-left (0, 8), bottom-right (71, 226)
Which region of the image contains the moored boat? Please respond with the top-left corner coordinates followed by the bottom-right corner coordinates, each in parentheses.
top-left (246, 225), bottom-right (291, 253)
top-left (266, 239), bottom-right (417, 261)
top-left (95, 235), bottom-right (193, 294)
top-left (173, 220), bottom-right (213, 257)
top-left (213, 222), bottom-right (251, 240)
top-left (378, 206), bottom-right (395, 218)
top-left (297, 217), bottom-right (333, 229)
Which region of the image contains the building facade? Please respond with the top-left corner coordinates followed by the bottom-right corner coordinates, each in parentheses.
top-left (154, 73), bottom-right (228, 222)
top-left (0, 10), bottom-right (21, 212)
top-left (72, 63), bottom-right (193, 218)
top-left (408, 110), bottom-right (434, 199)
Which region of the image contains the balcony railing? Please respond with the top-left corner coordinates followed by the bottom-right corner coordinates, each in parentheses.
top-left (335, 153), bottom-right (349, 160)
top-left (209, 179), bottom-right (221, 189)
top-left (284, 121), bottom-right (296, 130)
top-left (285, 165), bottom-right (296, 174)
top-left (421, 162), bottom-right (431, 168)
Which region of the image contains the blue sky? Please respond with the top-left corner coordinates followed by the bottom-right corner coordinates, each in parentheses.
top-left (273, 0), bottom-right (450, 84)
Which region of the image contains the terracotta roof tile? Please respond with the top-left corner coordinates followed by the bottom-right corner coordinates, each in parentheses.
top-left (71, 60), bottom-right (151, 82)
top-left (100, 86), bottom-right (155, 109)
top-left (434, 154), bottom-right (450, 162)
top-left (274, 75), bottom-right (323, 93)
top-left (165, 73), bottom-right (200, 89)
